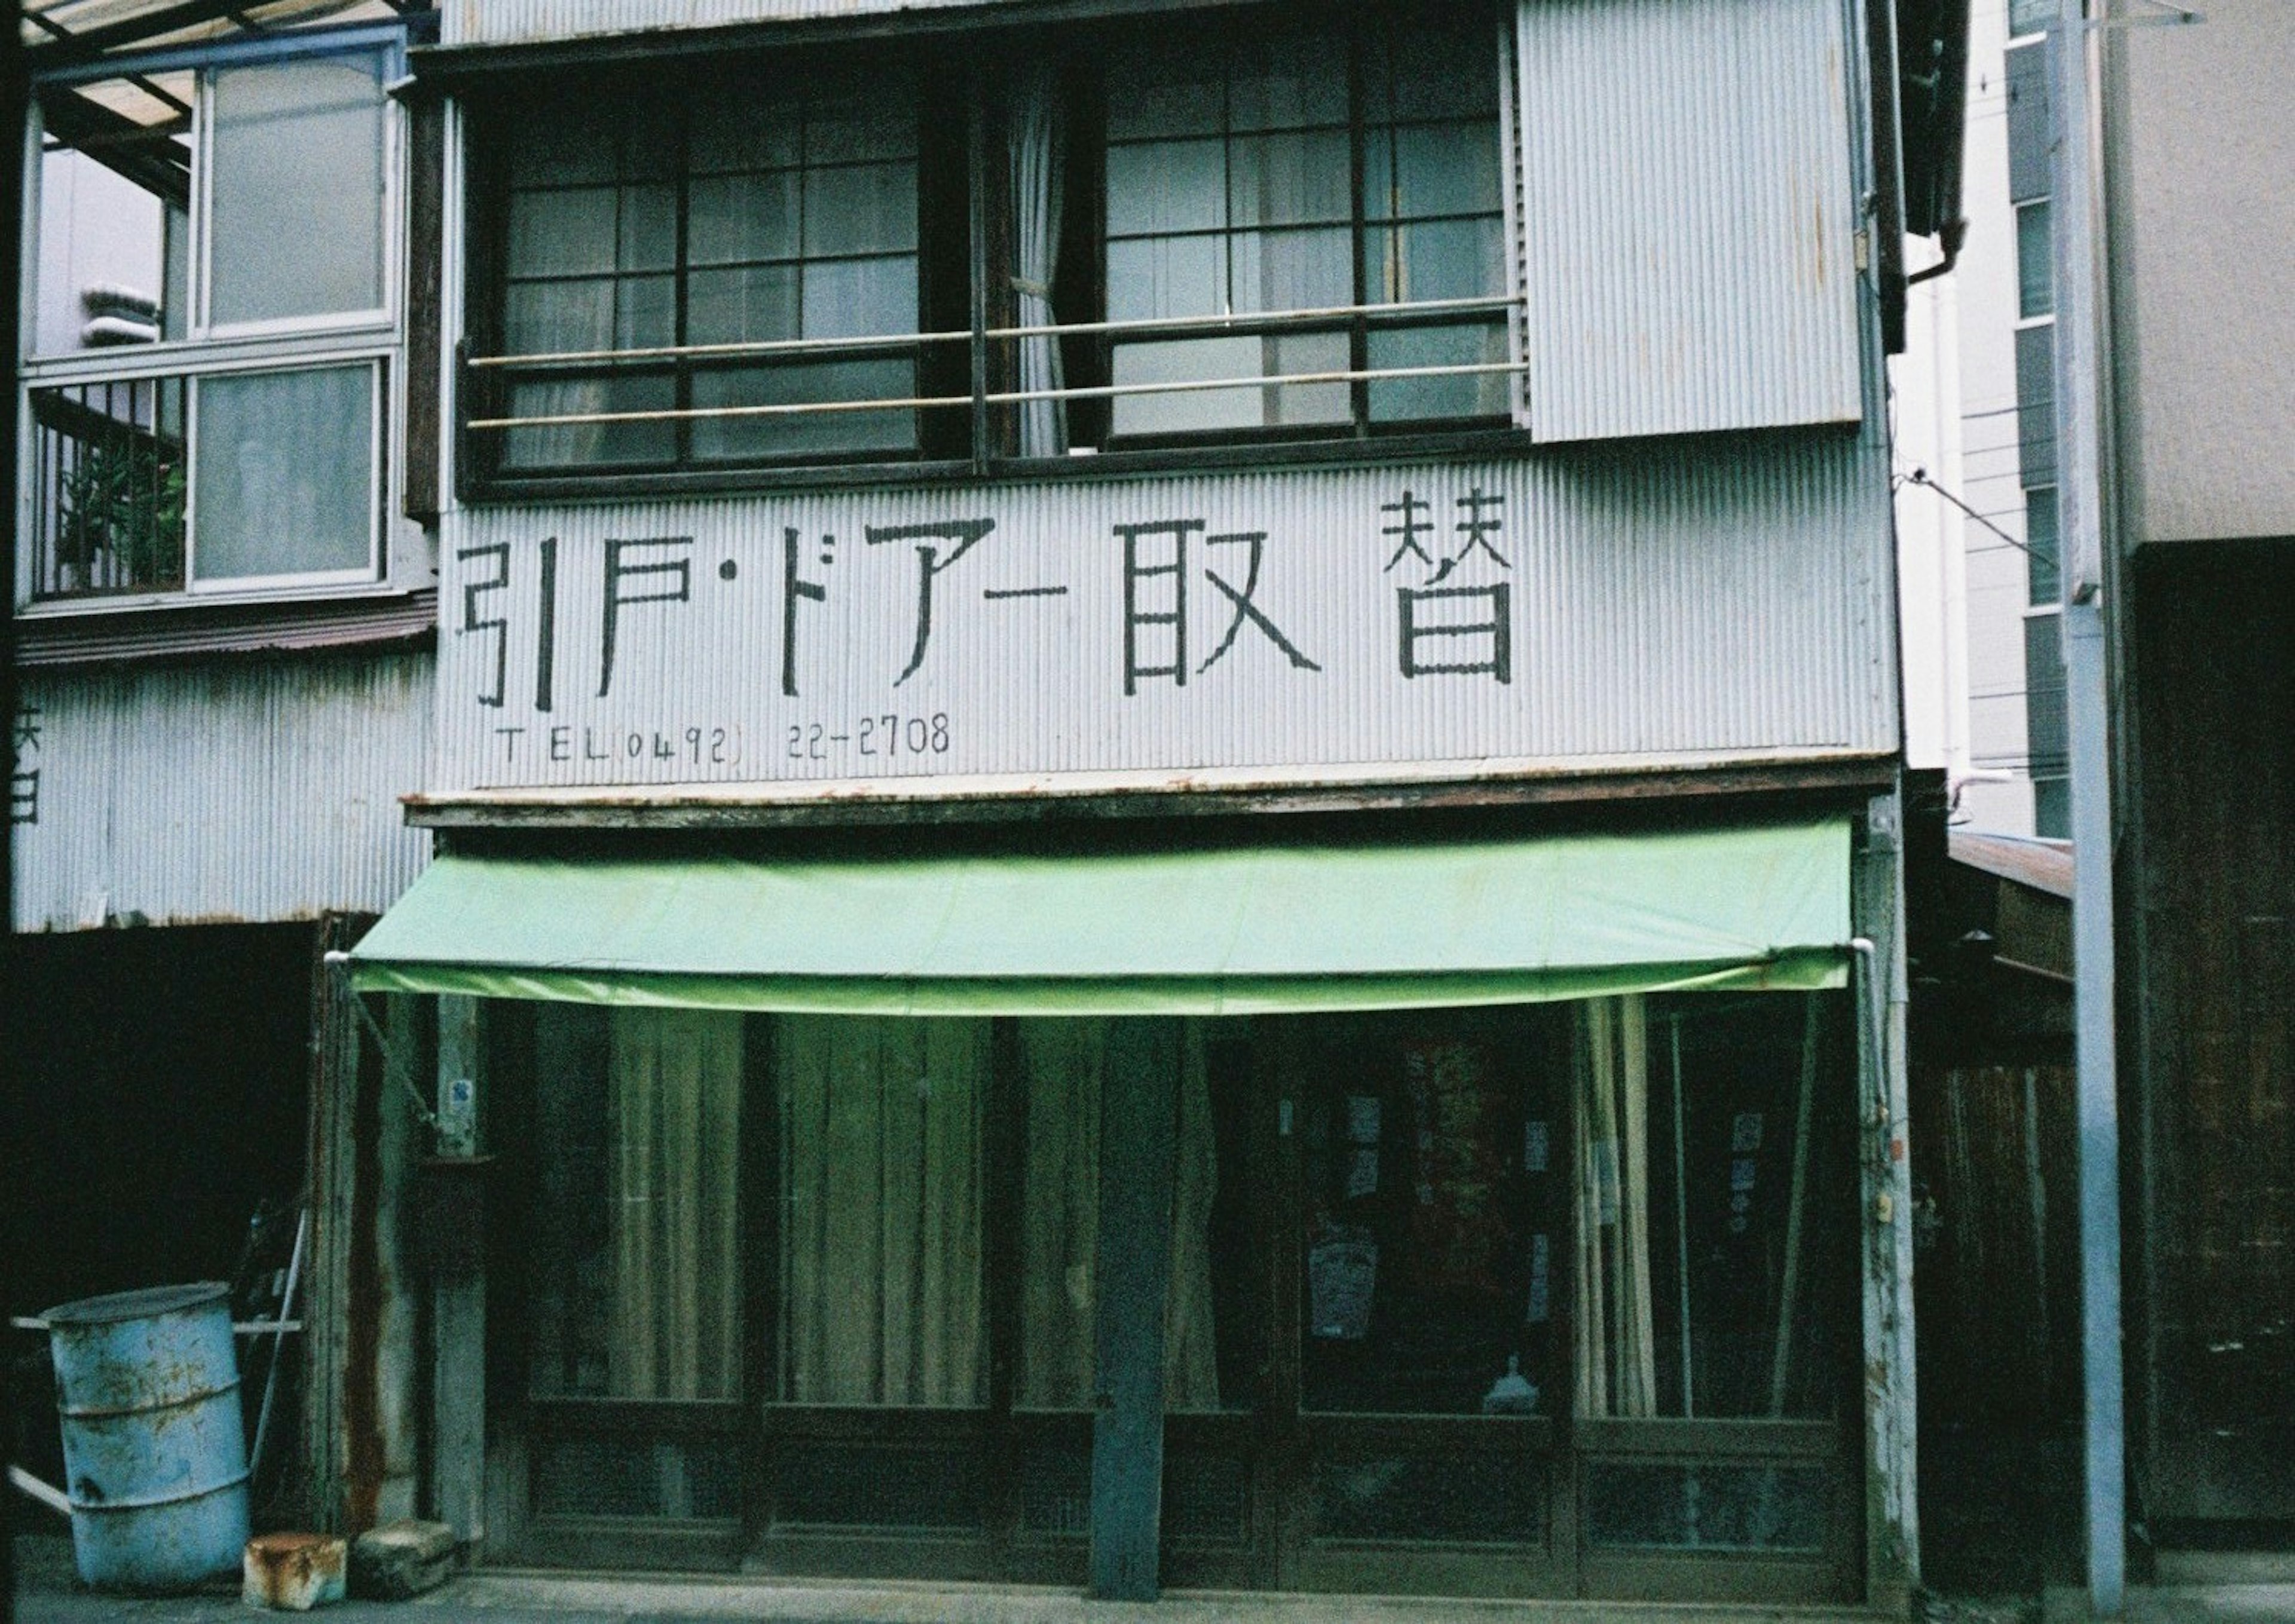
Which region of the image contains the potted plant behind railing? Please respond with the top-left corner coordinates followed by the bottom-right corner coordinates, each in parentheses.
top-left (55, 424), bottom-right (186, 593)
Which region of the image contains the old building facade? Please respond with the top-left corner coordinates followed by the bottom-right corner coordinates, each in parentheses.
top-left (11, 0), bottom-right (1966, 1607)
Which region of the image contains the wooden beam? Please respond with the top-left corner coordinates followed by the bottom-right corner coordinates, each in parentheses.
top-left (402, 756), bottom-right (1899, 833)
top-left (38, 87), bottom-right (189, 209)
top-left (1089, 1018), bottom-right (1179, 1601)
top-left (429, 996), bottom-right (487, 1549)
top-left (30, 0), bottom-right (260, 65)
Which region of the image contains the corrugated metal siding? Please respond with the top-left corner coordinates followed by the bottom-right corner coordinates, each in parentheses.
top-left (1517, 0), bottom-right (1863, 443)
top-left (430, 439), bottom-right (1894, 795)
top-left (16, 592), bottom-right (437, 669)
top-left (444, 0), bottom-right (1033, 46)
top-left (11, 652), bottom-right (434, 932)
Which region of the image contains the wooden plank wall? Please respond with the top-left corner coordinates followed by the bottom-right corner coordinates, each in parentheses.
top-left (1911, 1063), bottom-right (2080, 1429)
top-left (2129, 547), bottom-right (2295, 1524)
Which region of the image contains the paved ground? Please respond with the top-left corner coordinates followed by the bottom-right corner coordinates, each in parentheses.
top-left (15, 1535), bottom-right (2295, 1624)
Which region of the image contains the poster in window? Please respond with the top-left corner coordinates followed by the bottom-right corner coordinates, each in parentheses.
top-left (1309, 1225), bottom-right (1379, 1340)
top-left (1402, 1040), bottom-right (1513, 1295)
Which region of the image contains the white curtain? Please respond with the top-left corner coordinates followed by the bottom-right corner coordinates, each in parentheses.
top-left (1007, 60), bottom-right (1068, 456)
top-left (1015, 1019), bottom-right (1220, 1411)
top-left (605, 1008), bottom-right (745, 1401)
top-left (777, 1016), bottom-right (989, 1407)
top-left (1575, 996), bottom-right (1657, 1418)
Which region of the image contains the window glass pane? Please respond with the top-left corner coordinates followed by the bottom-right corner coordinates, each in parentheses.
top-left (688, 94), bottom-right (800, 174)
top-left (1368, 216), bottom-right (1504, 305)
top-left (1585, 1461), bottom-right (1831, 1551)
top-left (207, 53), bottom-right (384, 326)
top-left (2025, 612), bottom-right (2068, 778)
top-left (1390, 121), bottom-right (1503, 220)
top-left (1315, 1454), bottom-right (1546, 1542)
top-left (1228, 131), bottom-right (1351, 228)
top-left (507, 187), bottom-right (620, 277)
top-left (1226, 32), bottom-right (1347, 131)
top-left (531, 1435), bottom-right (739, 1521)
top-left (1106, 235), bottom-right (1223, 323)
top-left (2034, 776), bottom-right (2070, 839)
top-left (1015, 1021), bottom-right (1254, 1417)
top-left (801, 255), bottom-right (917, 339)
top-left (2008, 0), bottom-right (2055, 36)
top-left (803, 161), bottom-right (919, 259)
top-left (805, 82), bottom-right (917, 163)
top-left (1110, 332), bottom-right (1348, 436)
top-left (1106, 138), bottom-right (1227, 238)
top-left (33, 142), bottom-right (170, 357)
top-left (1368, 320), bottom-right (1509, 422)
top-left (505, 279), bottom-right (609, 354)
top-left (1575, 994), bottom-right (1851, 1422)
top-left (1229, 226), bottom-right (1351, 314)
top-left (2025, 485), bottom-right (2061, 605)
top-left (2017, 199), bottom-right (2054, 318)
top-left (192, 364), bottom-right (372, 582)
top-left (690, 358), bottom-right (916, 461)
top-left (507, 179), bottom-right (669, 279)
top-left (687, 263), bottom-right (800, 347)
top-left (617, 182), bottom-right (678, 274)
top-left (688, 171), bottom-right (801, 266)
top-left (510, 102), bottom-right (674, 186)
top-left (1368, 14), bottom-right (1500, 123)
top-left (162, 203), bottom-right (189, 342)
top-left (506, 274), bottom-right (672, 354)
top-left (501, 372), bottom-right (675, 469)
top-left (1297, 1012), bottom-right (1566, 1415)
top-left (775, 1445), bottom-right (979, 1526)
top-left (775, 1016), bottom-right (989, 1407)
top-left (32, 376), bottom-right (188, 596)
top-left (1107, 45), bottom-right (1225, 140)
top-left (2015, 323), bottom-right (2056, 488)
top-left (524, 1006), bottom-right (745, 1401)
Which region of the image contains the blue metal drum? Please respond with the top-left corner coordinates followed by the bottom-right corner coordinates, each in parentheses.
top-left (44, 1282), bottom-right (251, 1591)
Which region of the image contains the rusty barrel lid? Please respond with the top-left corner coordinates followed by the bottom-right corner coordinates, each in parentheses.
top-left (42, 1283), bottom-right (229, 1328)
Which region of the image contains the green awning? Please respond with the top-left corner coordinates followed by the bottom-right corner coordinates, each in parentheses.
top-left (347, 819), bottom-right (1852, 1016)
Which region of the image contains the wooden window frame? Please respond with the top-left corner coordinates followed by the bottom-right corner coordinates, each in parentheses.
top-left (482, 999), bottom-right (1865, 1601)
top-left (1081, 1), bottom-right (1513, 454)
top-left (461, 48), bottom-right (974, 491)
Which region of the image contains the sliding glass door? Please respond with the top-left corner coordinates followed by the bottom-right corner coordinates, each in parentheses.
top-left (487, 996), bottom-right (1861, 1600)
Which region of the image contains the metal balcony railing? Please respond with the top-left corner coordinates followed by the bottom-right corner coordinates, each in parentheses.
top-left (463, 295), bottom-right (1522, 458)
top-left (28, 373), bottom-right (189, 599)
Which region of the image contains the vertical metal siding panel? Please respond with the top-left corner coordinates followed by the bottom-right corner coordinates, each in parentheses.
top-left (432, 438), bottom-right (1895, 795)
top-left (10, 655), bottom-right (434, 933)
top-left (1517, 0), bottom-right (1863, 443)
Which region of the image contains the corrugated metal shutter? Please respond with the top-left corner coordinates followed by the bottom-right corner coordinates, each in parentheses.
top-left (1515, 0), bottom-right (1864, 442)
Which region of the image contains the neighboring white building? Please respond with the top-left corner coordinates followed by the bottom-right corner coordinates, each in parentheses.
top-left (1895, 0), bottom-right (2064, 838)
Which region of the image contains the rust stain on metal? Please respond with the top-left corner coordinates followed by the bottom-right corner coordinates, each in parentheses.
top-left (343, 1019), bottom-right (384, 1535)
top-left (244, 1531), bottom-right (347, 1611)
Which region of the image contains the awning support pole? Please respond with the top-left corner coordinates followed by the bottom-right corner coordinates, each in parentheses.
top-left (324, 954), bottom-right (440, 1131)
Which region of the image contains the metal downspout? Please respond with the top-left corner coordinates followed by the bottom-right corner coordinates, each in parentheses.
top-left (2049, 0), bottom-right (2125, 1612)
top-left (1, 8), bottom-right (25, 1596)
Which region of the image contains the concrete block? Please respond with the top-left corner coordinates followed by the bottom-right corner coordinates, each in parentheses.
top-left (243, 1533), bottom-right (347, 1611)
top-left (350, 1518), bottom-right (456, 1600)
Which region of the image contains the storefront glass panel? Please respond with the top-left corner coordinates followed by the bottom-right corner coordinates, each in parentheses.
top-left (490, 988), bottom-right (1858, 1597)
top-left (519, 1004), bottom-right (746, 1526)
top-left (772, 1016), bottom-right (988, 1408)
top-left (1296, 1007), bottom-right (1565, 1417)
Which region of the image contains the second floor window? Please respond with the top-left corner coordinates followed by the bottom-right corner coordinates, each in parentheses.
top-left (463, 2), bottom-right (1514, 488)
top-left (1098, 8), bottom-right (1509, 440)
top-left (25, 47), bottom-right (395, 603)
top-left (490, 66), bottom-right (945, 473)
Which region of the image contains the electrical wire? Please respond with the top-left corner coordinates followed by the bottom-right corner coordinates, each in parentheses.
top-left (1900, 466), bottom-right (2043, 560)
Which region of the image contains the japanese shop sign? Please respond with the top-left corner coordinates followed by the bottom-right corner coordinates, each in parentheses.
top-left (434, 456), bottom-right (1881, 793)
